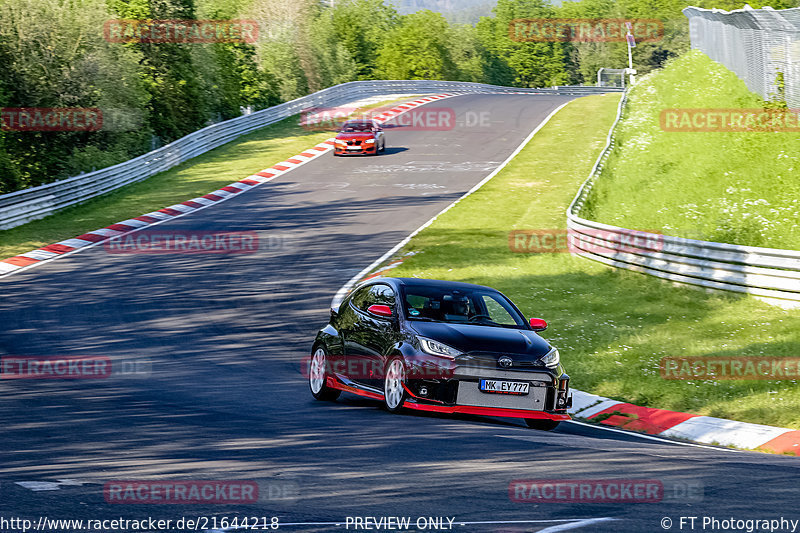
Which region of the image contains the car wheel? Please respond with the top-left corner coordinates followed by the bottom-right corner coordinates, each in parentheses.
top-left (379, 139), bottom-right (385, 152)
top-left (383, 357), bottom-right (407, 412)
top-left (309, 347), bottom-right (341, 401)
top-left (524, 418), bottom-right (560, 431)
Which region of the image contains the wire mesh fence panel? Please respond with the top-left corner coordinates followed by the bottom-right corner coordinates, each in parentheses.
top-left (684, 5), bottom-right (800, 106)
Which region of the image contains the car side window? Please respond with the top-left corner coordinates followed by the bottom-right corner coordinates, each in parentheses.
top-left (480, 295), bottom-right (522, 326)
top-left (352, 284), bottom-right (396, 312)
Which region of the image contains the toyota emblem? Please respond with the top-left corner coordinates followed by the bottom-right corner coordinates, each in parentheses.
top-left (498, 356), bottom-right (513, 368)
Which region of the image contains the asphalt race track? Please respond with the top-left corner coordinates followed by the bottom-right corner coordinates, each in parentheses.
top-left (2, 94), bottom-right (799, 533)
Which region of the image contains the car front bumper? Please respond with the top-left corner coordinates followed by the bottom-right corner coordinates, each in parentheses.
top-left (403, 366), bottom-right (572, 420)
top-left (334, 144), bottom-right (377, 155)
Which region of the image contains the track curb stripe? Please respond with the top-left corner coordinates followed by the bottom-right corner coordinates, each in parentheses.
top-left (585, 403), bottom-right (697, 435)
top-left (568, 389), bottom-right (800, 453)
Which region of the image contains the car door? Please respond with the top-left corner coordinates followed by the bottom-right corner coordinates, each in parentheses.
top-left (348, 283), bottom-right (400, 388)
top-left (330, 286), bottom-right (369, 381)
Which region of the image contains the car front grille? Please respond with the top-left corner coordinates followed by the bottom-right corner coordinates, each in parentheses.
top-left (452, 366), bottom-right (553, 383)
top-left (346, 140), bottom-right (361, 146)
top-left (458, 353), bottom-right (546, 372)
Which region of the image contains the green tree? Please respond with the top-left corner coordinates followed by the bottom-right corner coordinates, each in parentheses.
top-left (110, 0), bottom-right (212, 142)
top-left (477, 0), bottom-right (571, 87)
top-left (331, 0), bottom-right (399, 80)
top-left (197, 0), bottom-right (279, 118)
top-left (248, 0), bottom-right (312, 100)
top-left (376, 10), bottom-right (458, 80)
top-left (448, 24), bottom-right (491, 82)
top-left (306, 8), bottom-right (359, 90)
top-left (0, 0), bottom-right (151, 189)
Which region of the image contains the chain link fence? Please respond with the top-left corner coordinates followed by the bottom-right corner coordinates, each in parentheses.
top-left (684, 5), bottom-right (800, 107)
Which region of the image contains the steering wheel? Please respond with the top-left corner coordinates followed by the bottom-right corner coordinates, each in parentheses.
top-left (468, 314), bottom-right (494, 322)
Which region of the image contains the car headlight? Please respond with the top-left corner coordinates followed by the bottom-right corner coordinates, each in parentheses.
top-left (363, 138), bottom-right (375, 143)
top-left (334, 140), bottom-right (346, 145)
top-left (540, 347), bottom-right (560, 369)
top-left (417, 336), bottom-right (462, 360)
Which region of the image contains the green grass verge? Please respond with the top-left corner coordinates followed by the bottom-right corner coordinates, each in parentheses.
top-left (0, 96), bottom-right (420, 260)
top-left (584, 50), bottom-right (800, 249)
top-left (388, 92), bottom-right (800, 429)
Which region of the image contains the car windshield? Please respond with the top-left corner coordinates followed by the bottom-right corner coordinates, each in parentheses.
top-left (341, 122), bottom-right (372, 133)
top-left (401, 285), bottom-right (526, 329)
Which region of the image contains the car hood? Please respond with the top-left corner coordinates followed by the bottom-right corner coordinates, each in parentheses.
top-left (335, 132), bottom-right (374, 140)
top-left (408, 321), bottom-right (551, 359)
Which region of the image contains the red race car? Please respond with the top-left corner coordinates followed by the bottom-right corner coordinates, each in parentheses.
top-left (333, 119), bottom-right (385, 156)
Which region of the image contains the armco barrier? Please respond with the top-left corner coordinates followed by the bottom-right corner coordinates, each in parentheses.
top-left (566, 91), bottom-right (800, 307)
top-left (0, 81), bottom-right (620, 230)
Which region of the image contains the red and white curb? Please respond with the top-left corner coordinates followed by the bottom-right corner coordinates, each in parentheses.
top-left (0, 93), bottom-right (458, 278)
top-left (569, 390), bottom-right (800, 455)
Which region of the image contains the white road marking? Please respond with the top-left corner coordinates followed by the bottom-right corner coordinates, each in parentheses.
top-left (15, 479), bottom-right (89, 491)
top-left (537, 517), bottom-right (619, 532)
top-left (352, 162), bottom-right (501, 173)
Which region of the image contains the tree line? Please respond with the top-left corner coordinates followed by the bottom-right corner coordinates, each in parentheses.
top-left (0, 0), bottom-right (795, 195)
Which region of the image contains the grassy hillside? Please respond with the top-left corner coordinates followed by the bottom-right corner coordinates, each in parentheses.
top-left (583, 50), bottom-right (800, 250)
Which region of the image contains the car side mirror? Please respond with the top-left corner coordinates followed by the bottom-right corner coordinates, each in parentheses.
top-left (529, 318), bottom-right (547, 331)
top-left (367, 304), bottom-right (393, 318)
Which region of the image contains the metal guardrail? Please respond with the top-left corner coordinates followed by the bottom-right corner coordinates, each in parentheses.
top-left (0, 80), bottom-right (620, 230)
top-left (566, 91), bottom-right (800, 307)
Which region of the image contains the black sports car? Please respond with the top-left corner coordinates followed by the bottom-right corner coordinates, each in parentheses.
top-left (309, 277), bottom-right (572, 430)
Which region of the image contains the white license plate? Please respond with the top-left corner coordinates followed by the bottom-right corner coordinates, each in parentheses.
top-left (346, 146), bottom-right (362, 150)
top-left (479, 379), bottom-right (529, 395)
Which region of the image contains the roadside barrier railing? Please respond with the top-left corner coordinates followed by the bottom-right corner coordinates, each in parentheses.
top-left (566, 91), bottom-right (800, 307)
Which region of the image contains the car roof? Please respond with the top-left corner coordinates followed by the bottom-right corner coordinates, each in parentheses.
top-left (342, 119), bottom-right (374, 125)
top-left (374, 277), bottom-right (499, 292)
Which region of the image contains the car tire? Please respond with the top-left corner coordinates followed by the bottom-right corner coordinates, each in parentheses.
top-left (383, 357), bottom-right (407, 413)
top-left (309, 346), bottom-right (341, 401)
top-left (524, 418), bottom-right (560, 431)
top-left (379, 139), bottom-right (385, 152)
